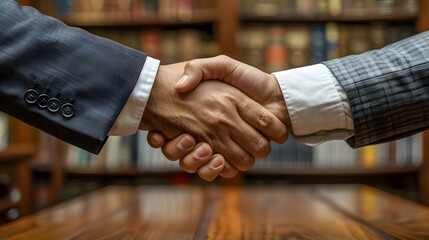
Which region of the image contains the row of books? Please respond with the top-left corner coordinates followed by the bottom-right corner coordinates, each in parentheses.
top-left (56, 0), bottom-right (215, 21)
top-left (88, 28), bottom-right (218, 63)
top-left (62, 131), bottom-right (180, 171)
top-left (238, 23), bottom-right (414, 72)
top-left (255, 133), bottom-right (422, 170)
top-left (0, 112), bottom-right (8, 151)
top-left (241, 0), bottom-right (418, 17)
top-left (61, 131), bottom-right (423, 171)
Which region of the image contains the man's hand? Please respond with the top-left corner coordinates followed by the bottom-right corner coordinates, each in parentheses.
top-left (147, 56), bottom-right (291, 181)
top-left (176, 55), bottom-right (290, 126)
top-left (140, 61), bottom-right (288, 178)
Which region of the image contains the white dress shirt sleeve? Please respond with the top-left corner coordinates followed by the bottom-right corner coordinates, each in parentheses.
top-left (108, 57), bottom-right (160, 136)
top-left (272, 64), bottom-right (354, 145)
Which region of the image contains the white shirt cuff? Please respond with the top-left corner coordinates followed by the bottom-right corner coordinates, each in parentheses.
top-left (272, 64), bottom-right (354, 145)
top-left (108, 57), bottom-right (160, 136)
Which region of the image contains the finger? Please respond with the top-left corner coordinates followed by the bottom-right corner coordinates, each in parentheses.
top-left (230, 116), bottom-right (271, 159)
top-left (218, 96), bottom-right (271, 159)
top-left (159, 134), bottom-right (196, 161)
top-left (217, 139), bottom-right (255, 172)
top-left (147, 131), bottom-right (166, 148)
top-left (175, 55), bottom-right (238, 93)
top-left (237, 99), bottom-right (288, 144)
top-left (219, 161), bottom-right (239, 178)
top-left (179, 142), bottom-right (213, 173)
top-left (197, 154), bottom-right (225, 181)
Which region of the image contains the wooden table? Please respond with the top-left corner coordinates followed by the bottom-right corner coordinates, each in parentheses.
top-left (1, 184), bottom-right (429, 239)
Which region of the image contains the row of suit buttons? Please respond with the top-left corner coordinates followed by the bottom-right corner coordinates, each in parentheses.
top-left (24, 89), bottom-right (75, 118)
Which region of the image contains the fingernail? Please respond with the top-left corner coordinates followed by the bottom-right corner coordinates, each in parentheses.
top-left (194, 145), bottom-right (208, 160)
top-left (177, 136), bottom-right (193, 151)
top-left (151, 134), bottom-right (163, 145)
top-left (210, 157), bottom-right (223, 169)
top-left (176, 75), bottom-right (188, 87)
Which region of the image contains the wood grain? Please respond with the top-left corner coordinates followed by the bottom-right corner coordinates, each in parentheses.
top-left (0, 186), bottom-right (207, 240)
top-left (207, 186), bottom-right (382, 240)
top-left (1, 185), bottom-right (429, 239)
top-left (316, 185), bottom-right (429, 240)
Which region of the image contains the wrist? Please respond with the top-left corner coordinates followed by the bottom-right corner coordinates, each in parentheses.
top-left (269, 74), bottom-right (292, 135)
top-left (139, 65), bottom-right (166, 131)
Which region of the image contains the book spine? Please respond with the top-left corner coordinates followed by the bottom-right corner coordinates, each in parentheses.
top-left (0, 112), bottom-right (9, 151)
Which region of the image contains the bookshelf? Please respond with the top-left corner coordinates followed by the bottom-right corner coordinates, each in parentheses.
top-left (4, 0), bottom-right (428, 211)
top-left (237, 0), bottom-right (420, 161)
top-left (0, 144), bottom-right (35, 222)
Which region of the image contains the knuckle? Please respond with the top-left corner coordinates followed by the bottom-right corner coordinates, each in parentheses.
top-left (220, 167), bottom-right (238, 178)
top-left (254, 137), bottom-right (271, 158)
top-left (217, 54), bottom-right (229, 61)
top-left (186, 59), bottom-right (197, 69)
top-left (213, 110), bottom-right (231, 127)
top-left (278, 128), bottom-right (289, 143)
top-left (230, 154), bottom-right (254, 171)
top-left (239, 155), bottom-right (255, 171)
top-left (258, 110), bottom-right (271, 129)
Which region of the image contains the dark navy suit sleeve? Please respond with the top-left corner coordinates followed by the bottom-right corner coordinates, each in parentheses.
top-left (0, 0), bottom-right (148, 154)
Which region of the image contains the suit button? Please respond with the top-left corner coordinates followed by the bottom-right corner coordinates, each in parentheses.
top-left (47, 98), bottom-right (61, 113)
top-left (24, 89), bottom-right (39, 104)
top-left (37, 94), bottom-right (50, 108)
top-left (61, 103), bottom-right (75, 118)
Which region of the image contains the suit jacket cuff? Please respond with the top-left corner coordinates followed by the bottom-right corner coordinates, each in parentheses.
top-left (272, 64), bottom-right (354, 145)
top-left (109, 57), bottom-right (160, 135)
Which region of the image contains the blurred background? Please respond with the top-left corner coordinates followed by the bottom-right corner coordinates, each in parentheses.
top-left (1, 0), bottom-right (428, 224)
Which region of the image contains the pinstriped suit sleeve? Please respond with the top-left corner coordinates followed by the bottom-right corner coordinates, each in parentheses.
top-left (0, 0), bottom-right (148, 154)
top-left (323, 31), bottom-right (429, 148)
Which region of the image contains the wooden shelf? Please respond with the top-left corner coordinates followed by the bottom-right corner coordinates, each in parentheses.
top-left (240, 12), bottom-right (417, 23)
top-left (0, 144), bottom-right (36, 163)
top-left (248, 166), bottom-right (420, 176)
top-left (32, 164), bottom-right (185, 177)
top-left (0, 198), bottom-right (17, 213)
top-left (31, 163), bottom-right (420, 178)
top-left (59, 11), bottom-right (217, 27)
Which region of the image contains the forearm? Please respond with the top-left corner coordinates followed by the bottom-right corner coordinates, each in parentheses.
top-left (324, 31), bottom-right (429, 147)
top-left (109, 57), bottom-right (160, 136)
top-left (0, 0), bottom-right (147, 153)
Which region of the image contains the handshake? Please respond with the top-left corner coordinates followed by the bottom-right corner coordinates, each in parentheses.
top-left (139, 55), bottom-right (291, 181)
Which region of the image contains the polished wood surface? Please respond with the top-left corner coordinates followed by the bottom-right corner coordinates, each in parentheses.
top-left (1, 184), bottom-right (429, 239)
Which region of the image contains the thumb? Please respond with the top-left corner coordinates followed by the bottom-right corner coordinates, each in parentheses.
top-left (175, 74), bottom-right (202, 93)
top-left (175, 55), bottom-right (237, 93)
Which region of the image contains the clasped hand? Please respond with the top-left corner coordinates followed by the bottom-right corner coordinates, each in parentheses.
top-left (139, 56), bottom-right (290, 181)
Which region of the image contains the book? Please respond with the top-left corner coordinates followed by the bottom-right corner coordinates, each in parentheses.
top-left (310, 24), bottom-right (327, 63)
top-left (34, 132), bottom-right (58, 166)
top-left (285, 25), bottom-right (310, 67)
top-left (0, 112), bottom-right (8, 151)
top-left (139, 28), bottom-right (163, 59)
top-left (264, 27), bottom-right (289, 72)
top-left (360, 145), bottom-right (378, 169)
top-left (178, 29), bottom-right (201, 61)
top-left (238, 27), bottom-right (266, 70)
top-left (325, 22), bottom-right (339, 60)
top-left (241, 0), bottom-right (417, 17)
top-left (55, 0), bottom-right (215, 21)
